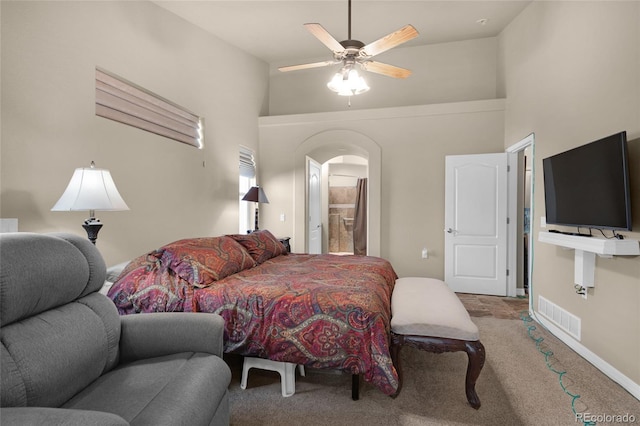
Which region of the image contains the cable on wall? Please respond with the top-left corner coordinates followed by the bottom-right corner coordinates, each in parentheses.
top-left (520, 312), bottom-right (596, 426)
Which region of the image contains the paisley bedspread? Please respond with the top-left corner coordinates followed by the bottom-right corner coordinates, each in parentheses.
top-left (198, 253), bottom-right (398, 395)
top-left (108, 235), bottom-right (398, 395)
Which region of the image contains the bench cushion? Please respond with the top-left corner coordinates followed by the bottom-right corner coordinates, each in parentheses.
top-left (391, 277), bottom-right (479, 341)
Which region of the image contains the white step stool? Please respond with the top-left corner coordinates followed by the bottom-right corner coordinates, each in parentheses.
top-left (240, 357), bottom-right (306, 397)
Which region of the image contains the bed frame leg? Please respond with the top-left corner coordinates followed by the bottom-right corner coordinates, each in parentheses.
top-left (351, 374), bottom-right (360, 400)
top-left (390, 334), bottom-right (403, 398)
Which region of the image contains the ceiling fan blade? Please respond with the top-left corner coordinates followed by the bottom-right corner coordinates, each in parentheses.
top-left (304, 23), bottom-right (346, 54)
top-left (361, 61), bottom-right (412, 79)
top-left (361, 24), bottom-right (419, 57)
top-left (278, 60), bottom-right (338, 73)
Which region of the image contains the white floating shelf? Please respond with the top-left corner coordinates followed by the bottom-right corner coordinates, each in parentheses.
top-left (538, 232), bottom-right (640, 256)
top-left (538, 232), bottom-right (640, 288)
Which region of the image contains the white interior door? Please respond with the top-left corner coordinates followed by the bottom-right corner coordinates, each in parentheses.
top-left (307, 158), bottom-right (322, 254)
top-left (444, 153), bottom-right (511, 296)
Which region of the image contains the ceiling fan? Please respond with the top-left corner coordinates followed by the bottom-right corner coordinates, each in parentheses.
top-left (278, 0), bottom-right (419, 96)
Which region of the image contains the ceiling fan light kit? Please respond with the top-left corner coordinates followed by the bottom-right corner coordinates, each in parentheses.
top-left (279, 0), bottom-right (418, 97)
top-left (327, 66), bottom-right (370, 96)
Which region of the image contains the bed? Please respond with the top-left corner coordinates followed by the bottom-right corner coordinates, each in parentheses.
top-left (107, 230), bottom-right (399, 396)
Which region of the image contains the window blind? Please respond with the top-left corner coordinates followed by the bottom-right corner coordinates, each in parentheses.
top-left (95, 67), bottom-right (203, 148)
top-left (239, 146), bottom-right (256, 178)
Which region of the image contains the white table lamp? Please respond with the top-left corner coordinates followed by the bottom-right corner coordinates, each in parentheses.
top-left (52, 161), bottom-right (129, 244)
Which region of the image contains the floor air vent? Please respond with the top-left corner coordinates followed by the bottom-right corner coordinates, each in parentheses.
top-left (538, 296), bottom-right (581, 340)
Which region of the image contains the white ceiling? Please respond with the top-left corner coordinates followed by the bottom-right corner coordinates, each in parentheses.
top-left (153, 1), bottom-right (531, 66)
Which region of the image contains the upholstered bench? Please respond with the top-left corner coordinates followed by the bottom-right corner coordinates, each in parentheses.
top-left (390, 277), bottom-right (485, 409)
top-left (241, 357), bottom-right (305, 397)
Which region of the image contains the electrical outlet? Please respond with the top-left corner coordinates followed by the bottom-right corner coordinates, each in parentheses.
top-left (279, 213), bottom-right (286, 222)
top-left (421, 248), bottom-right (428, 259)
top-left (540, 216), bottom-right (547, 228)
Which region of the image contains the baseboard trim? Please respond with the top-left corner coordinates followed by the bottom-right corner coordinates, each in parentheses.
top-left (531, 310), bottom-right (640, 401)
top-left (516, 288), bottom-right (526, 297)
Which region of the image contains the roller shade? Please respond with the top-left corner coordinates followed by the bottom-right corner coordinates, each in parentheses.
top-left (96, 67), bottom-right (203, 148)
top-left (240, 146), bottom-right (256, 178)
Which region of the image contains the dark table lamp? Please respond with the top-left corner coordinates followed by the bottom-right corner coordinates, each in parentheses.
top-left (52, 161), bottom-right (129, 244)
top-left (242, 186), bottom-right (269, 232)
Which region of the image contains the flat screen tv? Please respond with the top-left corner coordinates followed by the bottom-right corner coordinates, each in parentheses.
top-left (542, 131), bottom-right (632, 232)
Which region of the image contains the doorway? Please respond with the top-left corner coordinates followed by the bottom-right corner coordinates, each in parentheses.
top-left (327, 155), bottom-right (368, 255)
top-left (444, 153), bottom-right (511, 296)
top-left (521, 145), bottom-right (532, 295)
top-left (308, 158), bottom-right (322, 254)
top-left (506, 133), bottom-right (535, 299)
top-left (443, 133), bottom-right (534, 298)
top-left (293, 129), bottom-right (381, 256)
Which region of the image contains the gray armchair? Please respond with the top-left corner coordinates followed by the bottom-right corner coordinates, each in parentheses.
top-left (0, 232), bottom-right (231, 425)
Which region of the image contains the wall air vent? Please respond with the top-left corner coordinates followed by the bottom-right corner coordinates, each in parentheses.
top-left (538, 295), bottom-right (581, 340)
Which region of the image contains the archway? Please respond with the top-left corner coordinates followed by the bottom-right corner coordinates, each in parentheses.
top-left (294, 129), bottom-right (381, 256)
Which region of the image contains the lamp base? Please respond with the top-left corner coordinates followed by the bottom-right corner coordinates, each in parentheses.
top-left (82, 218), bottom-right (103, 245)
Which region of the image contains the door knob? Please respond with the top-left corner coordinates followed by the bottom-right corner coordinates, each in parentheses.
top-left (445, 228), bottom-right (455, 234)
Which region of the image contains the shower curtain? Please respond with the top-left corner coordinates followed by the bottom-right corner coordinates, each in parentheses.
top-left (353, 178), bottom-right (367, 255)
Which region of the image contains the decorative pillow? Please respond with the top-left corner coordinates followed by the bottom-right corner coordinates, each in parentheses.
top-left (114, 249), bottom-right (165, 281)
top-left (228, 229), bottom-right (288, 264)
top-left (107, 249), bottom-right (193, 313)
top-left (160, 236), bottom-right (256, 287)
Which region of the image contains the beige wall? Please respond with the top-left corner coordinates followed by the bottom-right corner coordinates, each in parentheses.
top-left (1, 1), bottom-right (269, 265)
top-left (499, 1), bottom-right (640, 384)
top-left (263, 35), bottom-right (506, 279)
top-left (259, 100), bottom-right (505, 279)
top-left (269, 37), bottom-right (498, 115)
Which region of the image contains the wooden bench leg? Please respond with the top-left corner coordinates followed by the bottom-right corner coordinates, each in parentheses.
top-left (391, 332), bottom-right (485, 409)
top-left (464, 340), bottom-right (485, 409)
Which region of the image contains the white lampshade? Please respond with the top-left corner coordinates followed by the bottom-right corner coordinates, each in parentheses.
top-left (327, 68), bottom-right (370, 96)
top-left (52, 164), bottom-right (129, 213)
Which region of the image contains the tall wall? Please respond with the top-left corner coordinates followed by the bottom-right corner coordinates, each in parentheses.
top-left (0, 1), bottom-right (269, 265)
top-left (499, 1), bottom-right (640, 387)
top-left (259, 100), bottom-right (506, 280)
top-left (269, 37), bottom-right (497, 115)
top-left (263, 35), bottom-right (506, 279)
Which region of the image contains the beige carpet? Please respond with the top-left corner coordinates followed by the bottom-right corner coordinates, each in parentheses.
top-left (226, 316), bottom-right (640, 425)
